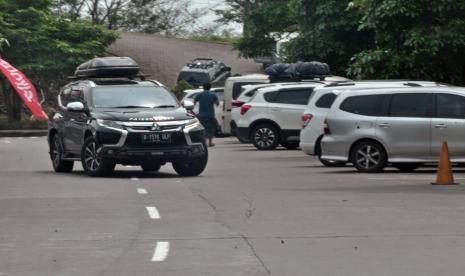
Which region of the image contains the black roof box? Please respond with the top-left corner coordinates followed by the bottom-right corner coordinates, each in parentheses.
top-left (74, 57), bottom-right (140, 78)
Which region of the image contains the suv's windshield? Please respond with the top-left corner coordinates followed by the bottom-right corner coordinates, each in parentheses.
top-left (91, 86), bottom-right (178, 108)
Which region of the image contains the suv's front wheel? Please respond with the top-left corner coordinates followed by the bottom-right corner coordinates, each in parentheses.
top-left (50, 135), bottom-right (74, 172)
top-left (351, 141), bottom-right (387, 173)
top-left (81, 137), bottom-right (116, 177)
top-left (251, 124), bottom-right (279, 150)
top-left (172, 146), bottom-right (208, 177)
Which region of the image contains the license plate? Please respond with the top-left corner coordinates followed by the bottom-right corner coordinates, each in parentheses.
top-left (141, 133), bottom-right (172, 144)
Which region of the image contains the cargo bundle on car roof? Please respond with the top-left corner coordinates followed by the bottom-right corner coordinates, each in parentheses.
top-left (265, 61), bottom-right (332, 82)
top-left (73, 57), bottom-right (141, 79)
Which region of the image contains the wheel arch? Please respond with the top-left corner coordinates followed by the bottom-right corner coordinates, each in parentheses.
top-left (314, 134), bottom-right (325, 156)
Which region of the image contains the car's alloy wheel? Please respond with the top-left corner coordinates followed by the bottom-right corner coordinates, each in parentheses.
top-left (81, 137), bottom-right (115, 176)
top-left (252, 124), bottom-right (279, 150)
top-left (351, 141), bottom-right (387, 172)
top-left (50, 135), bottom-right (74, 172)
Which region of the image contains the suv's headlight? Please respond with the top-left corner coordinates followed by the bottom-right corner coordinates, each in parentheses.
top-left (96, 119), bottom-right (124, 130)
top-left (185, 118), bottom-right (200, 128)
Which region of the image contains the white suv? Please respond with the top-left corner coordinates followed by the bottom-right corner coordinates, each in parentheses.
top-left (300, 81), bottom-right (448, 166)
top-left (236, 83), bottom-right (326, 150)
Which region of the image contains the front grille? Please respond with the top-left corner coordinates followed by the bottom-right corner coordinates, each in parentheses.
top-left (125, 131), bottom-right (187, 148)
top-left (127, 125), bottom-right (181, 131)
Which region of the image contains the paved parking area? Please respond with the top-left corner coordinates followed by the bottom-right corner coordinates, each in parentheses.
top-left (1, 136), bottom-right (465, 275)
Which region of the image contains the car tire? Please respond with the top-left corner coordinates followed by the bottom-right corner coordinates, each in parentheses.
top-left (251, 124), bottom-right (279, 150)
top-left (392, 163), bottom-right (422, 172)
top-left (281, 141), bottom-right (299, 150)
top-left (50, 135), bottom-right (74, 172)
top-left (81, 137), bottom-right (116, 177)
top-left (315, 140), bottom-right (346, 167)
top-left (350, 140), bottom-right (387, 173)
top-left (172, 145), bottom-right (208, 177)
top-left (141, 163), bottom-right (162, 172)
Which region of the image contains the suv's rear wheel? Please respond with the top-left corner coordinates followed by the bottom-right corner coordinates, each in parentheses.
top-left (172, 146), bottom-right (208, 177)
top-left (50, 135), bottom-right (74, 172)
top-left (281, 141), bottom-right (299, 150)
top-left (251, 124), bottom-right (279, 150)
top-left (141, 163), bottom-right (162, 172)
top-left (351, 141), bottom-right (387, 172)
top-left (81, 137), bottom-right (116, 177)
top-left (392, 163), bottom-right (422, 172)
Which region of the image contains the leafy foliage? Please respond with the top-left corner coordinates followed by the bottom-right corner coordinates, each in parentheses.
top-left (348, 0), bottom-right (465, 85)
top-left (0, 0), bottom-right (118, 121)
top-left (172, 80), bottom-right (193, 100)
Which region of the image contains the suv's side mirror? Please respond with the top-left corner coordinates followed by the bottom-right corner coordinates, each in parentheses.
top-left (183, 101), bottom-right (194, 111)
top-left (66, 102), bottom-right (85, 112)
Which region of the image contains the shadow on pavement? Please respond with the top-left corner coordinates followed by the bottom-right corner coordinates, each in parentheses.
top-left (35, 170), bottom-right (181, 179)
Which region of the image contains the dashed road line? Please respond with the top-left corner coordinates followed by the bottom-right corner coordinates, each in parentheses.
top-left (137, 188), bottom-right (148, 194)
top-left (152, 241), bottom-right (170, 262)
top-left (2, 140), bottom-right (11, 144)
top-left (146, 206), bottom-right (161, 219)
top-left (130, 177), bottom-right (139, 181)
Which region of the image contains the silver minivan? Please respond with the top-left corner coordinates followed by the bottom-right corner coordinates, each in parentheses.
top-left (321, 86), bottom-right (465, 172)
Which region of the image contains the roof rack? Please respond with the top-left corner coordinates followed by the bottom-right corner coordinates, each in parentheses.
top-left (269, 74), bottom-right (331, 83)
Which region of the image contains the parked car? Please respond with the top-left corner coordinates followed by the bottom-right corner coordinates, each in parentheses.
top-left (177, 58), bottom-right (231, 88)
top-left (223, 73), bottom-right (351, 136)
top-left (230, 83), bottom-right (306, 140)
top-left (236, 83), bottom-right (329, 150)
top-left (48, 57), bottom-right (208, 177)
top-left (181, 87), bottom-right (225, 135)
top-left (300, 81), bottom-right (448, 167)
top-left (320, 86), bottom-right (465, 173)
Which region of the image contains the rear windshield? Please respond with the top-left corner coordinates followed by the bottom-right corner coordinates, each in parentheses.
top-left (178, 72), bottom-right (210, 84)
top-left (91, 86), bottom-right (178, 108)
top-left (233, 82), bottom-right (266, 99)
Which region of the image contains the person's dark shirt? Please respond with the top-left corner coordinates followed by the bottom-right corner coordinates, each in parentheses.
top-left (194, 90), bottom-right (219, 118)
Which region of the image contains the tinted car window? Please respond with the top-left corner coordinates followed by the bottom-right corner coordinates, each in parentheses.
top-left (389, 93), bottom-right (431, 117)
top-left (264, 91), bottom-right (278, 102)
top-left (315, 93), bottom-right (337, 108)
top-left (178, 72), bottom-right (210, 84)
top-left (436, 93), bottom-right (465, 119)
top-left (70, 90), bottom-right (84, 103)
top-left (340, 95), bottom-right (382, 116)
top-left (274, 89), bottom-right (313, 105)
top-left (233, 82), bottom-right (264, 99)
top-left (60, 88), bottom-right (72, 106)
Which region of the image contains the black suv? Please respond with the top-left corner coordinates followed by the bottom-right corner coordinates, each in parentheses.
top-left (177, 58), bottom-right (231, 87)
top-left (48, 57), bottom-right (208, 177)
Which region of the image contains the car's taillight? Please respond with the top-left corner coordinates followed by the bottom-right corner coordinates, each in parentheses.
top-left (302, 113), bottom-right (313, 128)
top-left (232, 100), bottom-right (245, 108)
top-left (323, 118), bottom-right (331, 135)
top-left (241, 104), bottom-right (252, 115)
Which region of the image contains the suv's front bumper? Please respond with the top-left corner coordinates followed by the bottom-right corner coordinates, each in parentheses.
top-left (95, 120), bottom-right (206, 163)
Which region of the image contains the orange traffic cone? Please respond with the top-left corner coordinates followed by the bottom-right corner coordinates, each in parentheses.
top-left (432, 141), bottom-right (458, 185)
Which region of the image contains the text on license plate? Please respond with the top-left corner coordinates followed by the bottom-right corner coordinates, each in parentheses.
top-left (141, 133), bottom-right (172, 143)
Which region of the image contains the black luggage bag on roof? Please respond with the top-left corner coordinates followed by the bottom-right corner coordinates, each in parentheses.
top-left (74, 57), bottom-right (140, 78)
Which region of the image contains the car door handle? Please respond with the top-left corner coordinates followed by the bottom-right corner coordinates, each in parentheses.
top-left (434, 124), bottom-right (447, 129)
top-left (378, 123), bottom-right (391, 128)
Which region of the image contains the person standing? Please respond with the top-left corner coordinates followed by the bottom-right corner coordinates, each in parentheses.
top-left (194, 83), bottom-right (219, 147)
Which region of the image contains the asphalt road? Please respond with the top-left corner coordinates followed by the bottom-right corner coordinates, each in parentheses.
top-left (2, 137), bottom-right (465, 275)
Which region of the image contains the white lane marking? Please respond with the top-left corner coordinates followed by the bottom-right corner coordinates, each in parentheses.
top-left (137, 188), bottom-right (148, 194)
top-left (146, 206), bottom-right (160, 219)
top-left (3, 140), bottom-right (11, 144)
top-left (131, 177), bottom-right (139, 181)
top-left (152, 241), bottom-right (170, 262)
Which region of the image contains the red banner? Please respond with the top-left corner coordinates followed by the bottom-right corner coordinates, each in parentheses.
top-left (0, 58), bottom-right (48, 120)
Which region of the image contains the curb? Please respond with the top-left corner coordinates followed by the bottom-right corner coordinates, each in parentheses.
top-left (0, 130), bottom-right (47, 138)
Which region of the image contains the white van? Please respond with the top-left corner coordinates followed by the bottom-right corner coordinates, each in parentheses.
top-left (223, 74), bottom-right (269, 135)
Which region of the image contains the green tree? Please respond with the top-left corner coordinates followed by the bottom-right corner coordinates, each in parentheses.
top-left (0, 0), bottom-right (118, 122)
top-left (284, 0), bottom-right (372, 75)
top-left (348, 0), bottom-right (465, 85)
